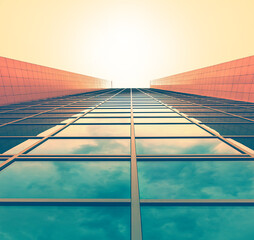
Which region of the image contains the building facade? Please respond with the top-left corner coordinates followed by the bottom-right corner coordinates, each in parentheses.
top-left (151, 55), bottom-right (254, 103)
top-left (0, 88), bottom-right (254, 239)
top-left (0, 56), bottom-right (111, 106)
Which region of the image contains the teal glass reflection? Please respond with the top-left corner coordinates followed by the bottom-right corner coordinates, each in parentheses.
top-left (135, 124), bottom-right (211, 136)
top-left (134, 118), bottom-right (190, 123)
top-left (0, 139), bottom-right (38, 154)
top-left (56, 125), bottom-right (130, 137)
top-left (0, 206), bottom-right (130, 240)
top-left (28, 139), bottom-right (130, 155)
top-left (134, 113), bottom-right (180, 117)
top-left (0, 124), bottom-right (60, 136)
top-left (86, 113), bottom-right (130, 117)
top-left (75, 118), bottom-right (130, 123)
top-left (138, 161), bottom-right (254, 199)
top-left (136, 138), bottom-right (241, 155)
top-left (141, 206), bottom-right (254, 240)
top-left (0, 161), bottom-right (130, 198)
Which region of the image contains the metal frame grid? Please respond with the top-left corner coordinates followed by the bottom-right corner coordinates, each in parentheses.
top-left (0, 88), bottom-right (254, 240)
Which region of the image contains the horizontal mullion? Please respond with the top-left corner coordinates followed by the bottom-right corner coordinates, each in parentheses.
top-left (14, 156), bottom-right (131, 161)
top-left (140, 199), bottom-right (254, 206)
top-left (0, 199), bottom-right (131, 206)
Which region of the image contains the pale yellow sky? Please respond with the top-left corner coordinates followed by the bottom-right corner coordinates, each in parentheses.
top-left (0, 0), bottom-right (253, 87)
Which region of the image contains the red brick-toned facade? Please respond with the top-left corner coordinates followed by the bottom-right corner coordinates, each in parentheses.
top-left (151, 56), bottom-right (254, 102)
top-left (0, 57), bottom-right (111, 106)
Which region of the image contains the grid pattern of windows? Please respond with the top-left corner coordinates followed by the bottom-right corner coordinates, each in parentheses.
top-left (151, 55), bottom-right (254, 102)
top-left (0, 56), bottom-right (111, 106)
top-left (0, 88), bottom-right (254, 240)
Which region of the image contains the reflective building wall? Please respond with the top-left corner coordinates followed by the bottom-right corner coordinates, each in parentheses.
top-left (0, 56), bottom-right (111, 106)
top-left (151, 56), bottom-right (254, 103)
top-left (0, 88), bottom-right (254, 239)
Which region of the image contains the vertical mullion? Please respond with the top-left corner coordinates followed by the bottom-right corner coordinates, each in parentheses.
top-left (130, 88), bottom-right (142, 240)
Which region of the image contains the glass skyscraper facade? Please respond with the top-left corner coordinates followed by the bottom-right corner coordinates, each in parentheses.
top-left (0, 88), bottom-right (254, 240)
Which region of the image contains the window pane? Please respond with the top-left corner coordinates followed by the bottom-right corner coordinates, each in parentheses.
top-left (28, 139), bottom-right (130, 155)
top-left (0, 125), bottom-right (60, 136)
top-left (134, 113), bottom-right (180, 117)
top-left (204, 123), bottom-right (254, 136)
top-left (0, 161), bottom-right (130, 198)
top-left (75, 118), bottom-right (130, 123)
top-left (141, 206), bottom-right (254, 240)
top-left (85, 113), bottom-right (130, 117)
top-left (136, 138), bottom-right (241, 155)
top-left (134, 118), bottom-right (190, 123)
top-left (135, 124), bottom-right (211, 136)
top-left (56, 125), bottom-right (130, 137)
top-left (0, 206), bottom-right (130, 240)
top-left (0, 139), bottom-right (38, 154)
top-left (138, 161), bottom-right (254, 199)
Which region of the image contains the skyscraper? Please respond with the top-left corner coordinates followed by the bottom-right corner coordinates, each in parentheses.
top-left (0, 87), bottom-right (253, 240)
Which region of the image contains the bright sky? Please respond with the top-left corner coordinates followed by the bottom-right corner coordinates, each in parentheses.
top-left (0, 0), bottom-right (254, 88)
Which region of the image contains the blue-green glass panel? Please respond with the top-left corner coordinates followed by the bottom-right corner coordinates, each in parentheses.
top-left (0, 206), bottom-right (130, 240)
top-left (0, 161), bottom-right (130, 198)
top-left (141, 206), bottom-right (254, 240)
top-left (0, 139), bottom-right (38, 154)
top-left (136, 138), bottom-right (241, 155)
top-left (28, 139), bottom-right (130, 155)
top-left (135, 124), bottom-right (211, 136)
top-left (56, 125), bottom-right (130, 137)
top-left (138, 161), bottom-right (254, 199)
top-left (0, 124), bottom-right (60, 136)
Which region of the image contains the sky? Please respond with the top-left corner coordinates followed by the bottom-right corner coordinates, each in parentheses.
top-left (0, 0), bottom-right (254, 88)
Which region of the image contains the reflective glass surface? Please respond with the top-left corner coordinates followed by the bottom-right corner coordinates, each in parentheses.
top-left (138, 161), bottom-right (254, 199)
top-left (0, 124), bottom-right (59, 136)
top-left (0, 206), bottom-right (130, 240)
top-left (0, 139), bottom-right (39, 154)
top-left (135, 124), bottom-right (211, 136)
top-left (28, 139), bottom-right (130, 155)
top-left (134, 118), bottom-right (190, 123)
top-left (56, 125), bottom-right (130, 136)
top-left (141, 206), bottom-right (254, 240)
top-left (91, 108), bottom-right (130, 112)
top-left (75, 118), bottom-right (130, 123)
top-left (86, 113), bottom-right (130, 117)
top-left (0, 161), bottom-right (130, 198)
top-left (134, 113), bottom-right (180, 117)
top-left (136, 138), bottom-right (241, 155)
top-left (133, 109), bottom-right (173, 112)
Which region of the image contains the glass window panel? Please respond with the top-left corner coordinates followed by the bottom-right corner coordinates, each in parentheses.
top-left (193, 117), bottom-right (251, 123)
top-left (56, 125), bottom-right (130, 137)
top-left (28, 139), bottom-right (130, 155)
top-left (138, 161), bottom-right (254, 199)
top-left (18, 118), bottom-right (71, 124)
top-left (35, 113), bottom-right (78, 118)
top-left (75, 118), bottom-right (130, 123)
top-left (0, 139), bottom-right (38, 154)
top-left (205, 123), bottom-right (254, 136)
top-left (0, 113), bottom-right (32, 118)
top-left (135, 124), bottom-right (211, 136)
top-left (0, 206), bottom-right (130, 240)
top-left (133, 109), bottom-right (173, 112)
top-left (91, 109), bottom-right (130, 112)
top-left (134, 113), bottom-right (180, 117)
top-left (141, 206), bottom-right (254, 240)
top-left (0, 124), bottom-right (60, 136)
top-left (134, 118), bottom-right (190, 123)
top-left (186, 112), bottom-right (230, 117)
top-left (86, 113), bottom-right (130, 117)
top-left (136, 138), bottom-right (241, 155)
top-left (229, 137), bottom-right (254, 151)
top-left (0, 161), bottom-right (130, 198)
top-left (0, 118), bottom-right (18, 124)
